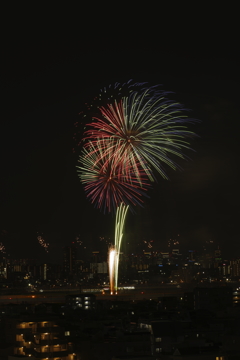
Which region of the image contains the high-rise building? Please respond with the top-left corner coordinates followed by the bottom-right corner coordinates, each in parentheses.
top-left (214, 247), bottom-right (222, 261)
top-left (230, 259), bottom-right (240, 277)
top-left (221, 262), bottom-right (231, 276)
top-left (40, 263), bottom-right (48, 281)
top-left (0, 256), bottom-right (7, 279)
top-left (63, 243), bottom-right (78, 279)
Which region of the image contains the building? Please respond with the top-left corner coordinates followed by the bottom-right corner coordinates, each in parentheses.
top-left (194, 286), bottom-right (233, 311)
top-left (63, 243), bottom-right (78, 279)
top-left (5, 315), bottom-right (77, 360)
top-left (0, 256), bottom-right (8, 279)
top-left (150, 321), bottom-right (185, 355)
top-left (230, 259), bottom-right (240, 277)
top-left (65, 293), bottom-right (96, 310)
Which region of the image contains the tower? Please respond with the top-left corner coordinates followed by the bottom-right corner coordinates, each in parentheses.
top-left (63, 243), bottom-right (78, 279)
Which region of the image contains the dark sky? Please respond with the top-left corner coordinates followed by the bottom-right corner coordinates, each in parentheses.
top-left (1, 31), bottom-right (239, 262)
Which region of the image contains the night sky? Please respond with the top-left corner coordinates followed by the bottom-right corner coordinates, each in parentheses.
top-left (1, 31), bottom-right (239, 262)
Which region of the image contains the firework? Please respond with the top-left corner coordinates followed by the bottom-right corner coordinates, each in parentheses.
top-left (78, 81), bottom-right (195, 294)
top-left (0, 242), bottom-right (6, 254)
top-left (37, 234), bottom-right (49, 253)
top-left (83, 83), bottom-right (195, 183)
top-left (0, 230), bottom-right (7, 255)
top-left (77, 139), bottom-right (150, 213)
top-left (73, 81), bottom-right (148, 152)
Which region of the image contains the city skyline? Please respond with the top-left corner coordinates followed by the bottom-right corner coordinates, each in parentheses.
top-left (1, 237), bottom-right (240, 286)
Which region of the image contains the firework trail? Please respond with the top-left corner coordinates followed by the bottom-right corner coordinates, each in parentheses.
top-left (77, 81), bottom-right (195, 293)
top-left (114, 203), bottom-right (129, 293)
top-left (108, 246), bottom-right (116, 295)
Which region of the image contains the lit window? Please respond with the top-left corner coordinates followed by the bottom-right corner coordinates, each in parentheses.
top-left (65, 331), bottom-right (70, 336)
top-left (156, 337), bottom-right (162, 342)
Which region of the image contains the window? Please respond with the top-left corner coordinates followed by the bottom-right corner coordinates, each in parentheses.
top-left (65, 331), bottom-right (70, 336)
top-left (156, 337), bottom-right (162, 342)
top-left (53, 345), bottom-right (61, 352)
